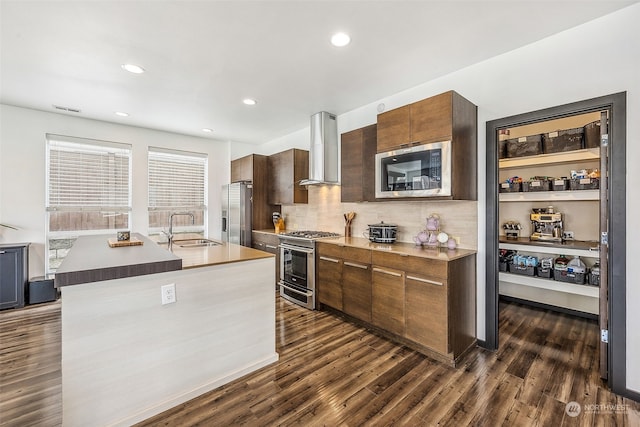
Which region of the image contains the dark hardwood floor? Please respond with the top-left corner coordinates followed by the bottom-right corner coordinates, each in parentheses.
top-left (1, 296), bottom-right (638, 426)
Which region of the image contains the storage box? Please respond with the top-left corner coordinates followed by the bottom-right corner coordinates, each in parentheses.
top-left (543, 128), bottom-right (584, 154)
top-left (499, 182), bottom-right (522, 193)
top-left (584, 120), bottom-right (601, 149)
top-left (570, 177), bottom-right (600, 190)
top-left (27, 276), bottom-right (57, 304)
top-left (554, 268), bottom-right (586, 284)
top-left (522, 180), bottom-right (552, 192)
top-left (537, 267), bottom-right (553, 278)
top-left (552, 178), bottom-right (570, 191)
top-left (498, 139), bottom-right (508, 159)
top-left (588, 270), bottom-right (600, 286)
top-left (506, 135), bottom-right (543, 158)
top-left (509, 264), bottom-right (536, 276)
top-left (499, 260), bottom-right (509, 272)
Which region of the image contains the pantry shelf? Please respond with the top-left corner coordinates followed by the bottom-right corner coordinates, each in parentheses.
top-left (499, 147), bottom-right (600, 169)
top-left (498, 272), bottom-right (599, 298)
top-left (499, 189), bottom-right (599, 202)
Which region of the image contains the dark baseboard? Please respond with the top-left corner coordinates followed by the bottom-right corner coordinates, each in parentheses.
top-left (499, 295), bottom-right (598, 321)
top-left (620, 388), bottom-right (640, 403)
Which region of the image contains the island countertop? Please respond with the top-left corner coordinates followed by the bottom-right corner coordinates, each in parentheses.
top-left (55, 233), bottom-right (274, 287)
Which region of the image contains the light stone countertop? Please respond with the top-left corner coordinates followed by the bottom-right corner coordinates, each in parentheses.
top-left (252, 229), bottom-right (476, 261)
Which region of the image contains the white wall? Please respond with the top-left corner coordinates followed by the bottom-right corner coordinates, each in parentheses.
top-left (259, 4), bottom-right (640, 393)
top-left (0, 105), bottom-right (230, 277)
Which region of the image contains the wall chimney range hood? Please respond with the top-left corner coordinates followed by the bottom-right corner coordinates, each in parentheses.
top-left (300, 111), bottom-right (340, 186)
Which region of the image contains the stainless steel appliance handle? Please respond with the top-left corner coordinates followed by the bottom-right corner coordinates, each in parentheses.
top-left (280, 243), bottom-right (314, 254)
top-left (319, 256), bottom-right (339, 263)
top-left (344, 261), bottom-right (368, 270)
top-left (0, 251), bottom-right (5, 254)
top-left (266, 244), bottom-right (278, 250)
top-left (279, 282), bottom-right (312, 297)
top-left (406, 275), bottom-right (443, 286)
top-left (373, 267), bottom-right (402, 277)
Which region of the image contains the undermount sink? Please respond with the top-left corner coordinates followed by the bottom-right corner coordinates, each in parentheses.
top-left (173, 238), bottom-right (222, 248)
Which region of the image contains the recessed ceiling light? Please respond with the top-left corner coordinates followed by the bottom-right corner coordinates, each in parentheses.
top-left (121, 63), bottom-right (145, 74)
top-left (115, 111), bottom-right (129, 117)
top-left (331, 32), bottom-right (351, 47)
top-left (243, 98), bottom-right (257, 106)
top-left (202, 128), bottom-right (213, 133)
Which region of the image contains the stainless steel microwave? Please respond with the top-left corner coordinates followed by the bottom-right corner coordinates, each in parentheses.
top-left (375, 141), bottom-right (452, 198)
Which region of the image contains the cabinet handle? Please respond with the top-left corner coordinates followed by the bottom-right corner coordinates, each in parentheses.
top-left (406, 275), bottom-right (443, 286)
top-left (266, 245), bottom-right (278, 249)
top-left (344, 262), bottom-right (368, 270)
top-left (373, 267), bottom-right (402, 277)
top-left (319, 256), bottom-right (340, 263)
top-left (0, 251), bottom-right (5, 254)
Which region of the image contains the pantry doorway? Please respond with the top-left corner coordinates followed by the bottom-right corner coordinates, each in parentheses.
top-left (484, 92), bottom-right (627, 394)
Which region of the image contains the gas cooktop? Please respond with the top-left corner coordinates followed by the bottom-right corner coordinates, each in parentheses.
top-left (278, 230), bottom-right (341, 240)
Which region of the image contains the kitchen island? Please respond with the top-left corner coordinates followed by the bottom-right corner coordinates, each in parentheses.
top-left (55, 233), bottom-right (277, 427)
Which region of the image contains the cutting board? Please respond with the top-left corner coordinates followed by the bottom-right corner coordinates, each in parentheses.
top-left (108, 237), bottom-right (143, 248)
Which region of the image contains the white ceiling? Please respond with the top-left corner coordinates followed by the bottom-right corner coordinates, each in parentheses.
top-left (0, 1), bottom-right (635, 145)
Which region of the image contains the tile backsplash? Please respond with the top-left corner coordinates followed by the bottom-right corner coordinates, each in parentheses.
top-left (281, 186), bottom-right (478, 249)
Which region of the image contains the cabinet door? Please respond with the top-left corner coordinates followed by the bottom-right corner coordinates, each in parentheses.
top-left (251, 232), bottom-right (280, 287)
top-left (341, 124), bottom-right (377, 203)
top-left (405, 273), bottom-right (448, 354)
top-left (342, 261), bottom-right (371, 322)
top-left (317, 255), bottom-right (343, 310)
top-left (410, 91), bottom-right (453, 145)
top-left (376, 105), bottom-right (411, 152)
top-left (371, 266), bottom-right (405, 335)
top-left (0, 247), bottom-right (25, 309)
top-left (231, 155), bottom-right (253, 183)
top-left (268, 149), bottom-right (308, 205)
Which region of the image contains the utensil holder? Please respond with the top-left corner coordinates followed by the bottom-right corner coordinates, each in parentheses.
top-left (345, 224), bottom-right (351, 237)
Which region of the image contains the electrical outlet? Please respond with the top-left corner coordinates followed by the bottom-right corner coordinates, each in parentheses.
top-left (161, 283), bottom-right (176, 305)
top-left (563, 231), bottom-right (574, 240)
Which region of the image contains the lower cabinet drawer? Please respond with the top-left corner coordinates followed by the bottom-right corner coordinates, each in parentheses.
top-left (405, 274), bottom-right (448, 354)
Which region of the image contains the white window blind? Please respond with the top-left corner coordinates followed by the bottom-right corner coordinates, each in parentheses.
top-left (46, 134), bottom-right (132, 211)
top-left (148, 147), bottom-right (207, 211)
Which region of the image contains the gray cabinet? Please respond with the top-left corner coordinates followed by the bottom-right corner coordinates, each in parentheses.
top-left (0, 243), bottom-right (29, 310)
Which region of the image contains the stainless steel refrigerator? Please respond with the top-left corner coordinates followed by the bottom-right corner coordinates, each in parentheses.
top-left (221, 182), bottom-right (252, 247)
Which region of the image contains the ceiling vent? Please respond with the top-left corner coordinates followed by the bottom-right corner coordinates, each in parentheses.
top-left (52, 105), bottom-right (81, 113)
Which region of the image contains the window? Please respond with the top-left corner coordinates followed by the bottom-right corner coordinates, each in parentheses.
top-left (46, 134), bottom-right (132, 272)
top-left (148, 147), bottom-right (207, 238)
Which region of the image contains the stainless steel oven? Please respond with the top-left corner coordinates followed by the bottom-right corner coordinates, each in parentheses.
top-left (375, 140), bottom-right (452, 198)
top-left (279, 240), bottom-right (315, 309)
top-left (278, 231), bottom-right (340, 310)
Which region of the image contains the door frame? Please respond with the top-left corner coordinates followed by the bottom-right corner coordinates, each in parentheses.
top-left (484, 92), bottom-right (628, 395)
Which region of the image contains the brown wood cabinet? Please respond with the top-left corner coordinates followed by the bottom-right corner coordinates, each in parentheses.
top-left (340, 247), bottom-right (371, 322)
top-left (375, 90), bottom-right (478, 200)
top-left (341, 124), bottom-right (377, 203)
top-left (268, 149), bottom-right (309, 205)
top-left (405, 271), bottom-right (448, 354)
top-left (377, 91), bottom-right (474, 152)
top-left (316, 240), bottom-right (476, 366)
top-left (231, 155), bottom-right (253, 183)
top-left (229, 154), bottom-right (277, 230)
top-left (316, 243), bottom-right (343, 310)
top-left (251, 231), bottom-right (280, 287)
top-left (371, 265), bottom-right (405, 336)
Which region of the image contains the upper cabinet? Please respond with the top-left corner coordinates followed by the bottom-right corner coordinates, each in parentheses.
top-left (376, 90), bottom-right (478, 201)
top-left (341, 124), bottom-right (377, 203)
top-left (377, 91), bottom-right (475, 153)
top-left (230, 154), bottom-right (275, 230)
top-left (230, 155), bottom-right (254, 183)
top-left (268, 148), bottom-right (309, 205)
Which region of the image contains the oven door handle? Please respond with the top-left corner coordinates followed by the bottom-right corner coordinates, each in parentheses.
top-left (279, 281), bottom-right (313, 297)
top-left (280, 243), bottom-right (314, 254)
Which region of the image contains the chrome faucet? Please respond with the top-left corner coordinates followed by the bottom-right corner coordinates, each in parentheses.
top-left (165, 212), bottom-right (195, 250)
